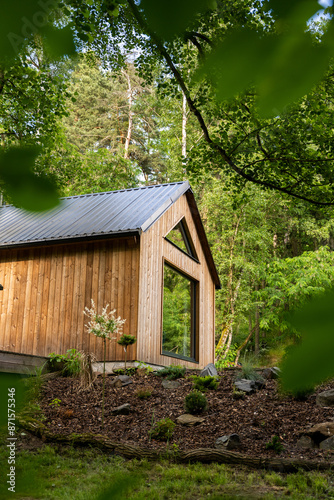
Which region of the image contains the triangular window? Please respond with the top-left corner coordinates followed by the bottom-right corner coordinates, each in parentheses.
top-left (165, 218), bottom-right (198, 260)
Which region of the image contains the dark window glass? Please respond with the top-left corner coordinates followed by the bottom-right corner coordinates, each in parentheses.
top-left (162, 263), bottom-right (196, 361)
top-left (165, 219), bottom-right (198, 260)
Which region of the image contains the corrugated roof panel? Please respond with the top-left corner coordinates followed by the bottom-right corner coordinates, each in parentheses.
top-left (0, 182), bottom-right (190, 247)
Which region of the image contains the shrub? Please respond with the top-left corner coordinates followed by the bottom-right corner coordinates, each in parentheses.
top-left (117, 334), bottom-right (136, 370)
top-left (48, 349), bottom-right (83, 377)
top-left (157, 365), bottom-right (186, 380)
top-left (184, 390), bottom-right (208, 414)
top-left (191, 375), bottom-right (219, 392)
top-left (265, 435), bottom-right (284, 453)
top-left (149, 418), bottom-right (175, 441)
top-left (135, 388), bottom-right (152, 399)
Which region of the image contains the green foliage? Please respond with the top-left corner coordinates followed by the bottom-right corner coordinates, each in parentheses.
top-left (215, 345), bottom-right (238, 370)
top-left (48, 349), bottom-right (83, 377)
top-left (191, 375), bottom-right (219, 392)
top-left (117, 334), bottom-right (136, 347)
top-left (148, 417), bottom-right (176, 441)
top-left (135, 389), bottom-right (152, 399)
top-left (49, 398), bottom-right (62, 407)
top-left (265, 435), bottom-right (284, 454)
top-left (184, 390), bottom-right (208, 414)
top-left (236, 361), bottom-right (263, 383)
top-left (157, 365), bottom-right (186, 380)
top-left (280, 288), bottom-right (334, 395)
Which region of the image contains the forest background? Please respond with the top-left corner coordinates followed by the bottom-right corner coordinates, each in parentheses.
top-left (1, 0), bottom-right (334, 392)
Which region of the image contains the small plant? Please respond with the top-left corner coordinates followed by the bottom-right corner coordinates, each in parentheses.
top-left (157, 365), bottom-right (186, 380)
top-left (84, 300), bottom-right (126, 429)
top-left (137, 362), bottom-right (154, 375)
top-left (265, 435), bottom-right (284, 454)
top-left (191, 375), bottom-right (219, 392)
top-left (184, 390), bottom-right (208, 414)
top-left (135, 388), bottom-right (152, 399)
top-left (48, 349), bottom-right (83, 377)
top-left (232, 389), bottom-right (245, 400)
top-left (49, 398), bottom-right (61, 407)
top-left (148, 418), bottom-right (175, 441)
top-left (235, 360), bottom-right (263, 383)
top-left (117, 334), bottom-right (136, 371)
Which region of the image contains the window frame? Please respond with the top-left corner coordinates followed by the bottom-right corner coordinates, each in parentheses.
top-left (164, 217), bottom-right (199, 263)
top-left (161, 259), bottom-right (199, 363)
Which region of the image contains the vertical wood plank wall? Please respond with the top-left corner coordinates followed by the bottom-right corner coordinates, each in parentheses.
top-left (137, 194), bottom-right (216, 369)
top-left (0, 239), bottom-right (140, 361)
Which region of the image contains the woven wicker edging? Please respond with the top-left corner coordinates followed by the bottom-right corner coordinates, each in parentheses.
top-left (18, 419), bottom-right (334, 473)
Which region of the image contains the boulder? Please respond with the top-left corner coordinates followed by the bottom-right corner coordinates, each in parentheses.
top-left (215, 434), bottom-right (241, 450)
top-left (296, 435), bottom-right (316, 449)
top-left (305, 422), bottom-right (334, 444)
top-left (320, 435), bottom-right (334, 450)
top-left (262, 367), bottom-right (281, 380)
top-left (162, 380), bottom-right (180, 389)
top-left (316, 388), bottom-right (334, 407)
top-left (111, 403), bottom-right (131, 415)
top-left (110, 375), bottom-right (133, 388)
top-left (199, 363), bottom-right (218, 378)
top-left (176, 414), bottom-right (205, 426)
top-left (234, 379), bottom-right (256, 394)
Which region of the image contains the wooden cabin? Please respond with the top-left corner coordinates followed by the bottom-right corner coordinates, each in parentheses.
top-left (0, 181), bottom-right (220, 370)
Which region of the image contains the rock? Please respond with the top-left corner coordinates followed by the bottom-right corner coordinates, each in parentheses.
top-left (162, 380), bottom-right (180, 389)
top-left (234, 379), bottom-right (256, 393)
top-left (253, 378), bottom-right (266, 390)
top-left (176, 414), bottom-right (205, 426)
top-left (296, 435), bottom-right (316, 449)
top-left (111, 403), bottom-right (131, 415)
top-left (199, 363), bottom-right (218, 378)
top-left (305, 422), bottom-right (334, 444)
top-left (262, 367), bottom-right (281, 380)
top-left (316, 388), bottom-right (334, 407)
top-left (110, 375), bottom-right (133, 388)
top-left (320, 435), bottom-right (334, 450)
top-left (215, 434), bottom-right (241, 450)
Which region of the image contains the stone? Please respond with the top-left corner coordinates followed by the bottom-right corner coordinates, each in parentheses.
top-left (111, 403), bottom-right (131, 415)
top-left (316, 388), bottom-right (334, 407)
top-left (110, 375), bottom-right (133, 388)
top-left (262, 367), bottom-right (281, 380)
top-left (305, 422), bottom-right (334, 445)
top-left (215, 434), bottom-right (241, 450)
top-left (320, 435), bottom-right (334, 450)
top-left (176, 414), bottom-right (205, 426)
top-left (199, 363), bottom-right (218, 378)
top-left (162, 379), bottom-right (180, 389)
top-left (234, 379), bottom-right (256, 394)
top-left (296, 435), bottom-right (316, 449)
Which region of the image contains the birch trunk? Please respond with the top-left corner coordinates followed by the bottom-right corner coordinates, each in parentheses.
top-left (122, 69), bottom-right (133, 159)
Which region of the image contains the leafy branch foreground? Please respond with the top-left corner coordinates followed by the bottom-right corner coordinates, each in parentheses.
top-left (16, 417), bottom-right (334, 474)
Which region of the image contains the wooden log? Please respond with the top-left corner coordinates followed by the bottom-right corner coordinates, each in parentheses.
top-left (17, 418), bottom-right (334, 472)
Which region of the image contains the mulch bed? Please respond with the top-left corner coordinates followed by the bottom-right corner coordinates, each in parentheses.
top-left (34, 369), bottom-right (334, 464)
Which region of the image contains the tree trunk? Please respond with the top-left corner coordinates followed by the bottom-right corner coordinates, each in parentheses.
top-left (121, 69), bottom-right (133, 159)
top-left (254, 283), bottom-right (260, 357)
top-left (182, 90), bottom-right (187, 162)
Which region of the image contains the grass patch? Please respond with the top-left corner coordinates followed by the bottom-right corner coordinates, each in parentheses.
top-left (1, 442), bottom-right (334, 499)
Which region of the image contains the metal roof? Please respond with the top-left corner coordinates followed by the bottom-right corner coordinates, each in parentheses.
top-left (0, 182), bottom-right (190, 247)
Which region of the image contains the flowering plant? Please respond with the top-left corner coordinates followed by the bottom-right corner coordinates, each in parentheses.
top-left (84, 300), bottom-right (126, 340)
top-left (83, 300), bottom-right (126, 429)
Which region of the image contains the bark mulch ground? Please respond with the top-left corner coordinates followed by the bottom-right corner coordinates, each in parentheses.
top-left (21, 369), bottom-right (334, 464)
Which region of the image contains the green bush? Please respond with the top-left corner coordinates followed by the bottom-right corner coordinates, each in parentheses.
top-left (48, 349), bottom-right (82, 377)
top-left (191, 375), bottom-right (219, 392)
top-left (184, 390), bottom-right (208, 414)
top-left (135, 389), bottom-right (152, 399)
top-left (265, 435), bottom-right (284, 454)
top-left (157, 365), bottom-right (186, 380)
top-left (149, 418), bottom-right (175, 441)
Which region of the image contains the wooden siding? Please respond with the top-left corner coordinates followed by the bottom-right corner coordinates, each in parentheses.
top-left (0, 239), bottom-right (140, 361)
top-left (137, 194), bottom-right (216, 369)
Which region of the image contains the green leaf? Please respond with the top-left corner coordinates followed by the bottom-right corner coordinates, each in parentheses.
top-left (140, 0), bottom-right (215, 41)
top-left (197, 27), bottom-right (329, 116)
top-left (40, 25), bottom-right (76, 59)
top-left (0, 147), bottom-right (59, 212)
top-left (96, 475), bottom-right (139, 500)
top-left (0, 0), bottom-right (54, 61)
top-left (280, 288), bottom-right (334, 394)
